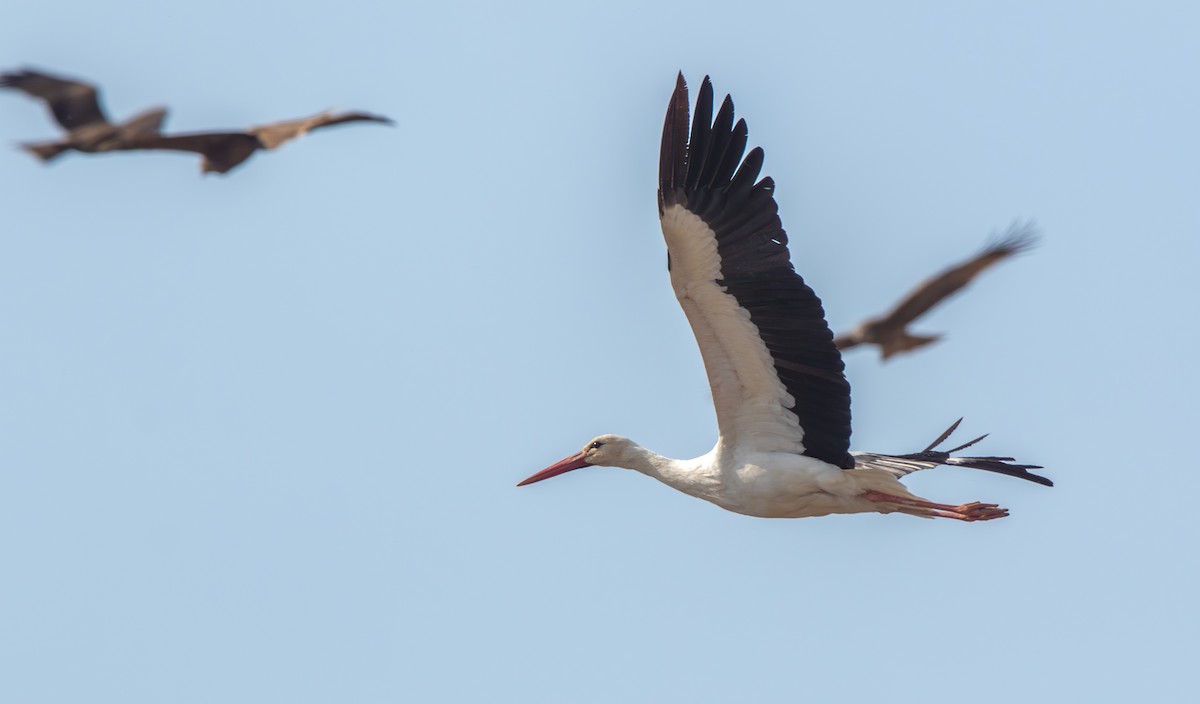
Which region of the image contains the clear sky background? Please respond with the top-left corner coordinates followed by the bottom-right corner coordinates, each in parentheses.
top-left (2, 1), bottom-right (1197, 702)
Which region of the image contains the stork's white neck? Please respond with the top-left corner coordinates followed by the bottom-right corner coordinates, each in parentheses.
top-left (605, 440), bottom-right (725, 503)
top-left (606, 441), bottom-right (678, 478)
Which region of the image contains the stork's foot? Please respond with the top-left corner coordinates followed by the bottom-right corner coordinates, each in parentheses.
top-left (861, 490), bottom-right (1009, 521)
top-left (955, 501), bottom-right (1008, 521)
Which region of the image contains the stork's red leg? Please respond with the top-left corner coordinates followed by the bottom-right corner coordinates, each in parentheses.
top-left (861, 490), bottom-right (1009, 521)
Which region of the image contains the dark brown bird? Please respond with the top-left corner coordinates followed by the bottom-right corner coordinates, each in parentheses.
top-left (0, 68), bottom-right (167, 162)
top-left (833, 223), bottom-right (1038, 360)
top-left (113, 111), bottom-right (394, 174)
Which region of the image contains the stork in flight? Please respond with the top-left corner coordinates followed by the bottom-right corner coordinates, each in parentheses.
top-left (833, 224), bottom-right (1038, 360)
top-left (518, 74), bottom-right (1050, 521)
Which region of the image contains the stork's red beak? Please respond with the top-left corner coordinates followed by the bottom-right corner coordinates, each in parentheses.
top-left (517, 451), bottom-right (590, 486)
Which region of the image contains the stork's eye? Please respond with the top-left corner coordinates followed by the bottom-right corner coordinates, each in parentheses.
top-left (589, 440), bottom-right (604, 450)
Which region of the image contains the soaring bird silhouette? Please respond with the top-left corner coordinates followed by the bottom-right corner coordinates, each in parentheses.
top-left (0, 68), bottom-right (167, 162)
top-left (2, 67), bottom-right (393, 174)
top-left (833, 224), bottom-right (1038, 360)
top-left (113, 111), bottom-right (394, 174)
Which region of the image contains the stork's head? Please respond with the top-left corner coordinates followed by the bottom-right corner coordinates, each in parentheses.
top-left (517, 435), bottom-right (636, 485)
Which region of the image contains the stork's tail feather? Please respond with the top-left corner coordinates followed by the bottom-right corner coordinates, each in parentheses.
top-left (916, 451), bottom-right (1052, 487)
top-left (853, 419), bottom-right (1052, 487)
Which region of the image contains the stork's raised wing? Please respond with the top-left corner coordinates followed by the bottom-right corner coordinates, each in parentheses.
top-left (657, 74), bottom-right (853, 468)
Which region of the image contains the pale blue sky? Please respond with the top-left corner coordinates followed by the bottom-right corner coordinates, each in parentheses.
top-left (2, 1), bottom-right (1197, 702)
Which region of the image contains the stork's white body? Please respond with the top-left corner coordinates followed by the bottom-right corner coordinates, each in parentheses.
top-left (518, 75), bottom-right (1050, 521)
top-left (581, 437), bottom-right (924, 519)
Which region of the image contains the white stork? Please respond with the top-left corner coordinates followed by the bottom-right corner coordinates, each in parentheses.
top-left (518, 74), bottom-right (1051, 521)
